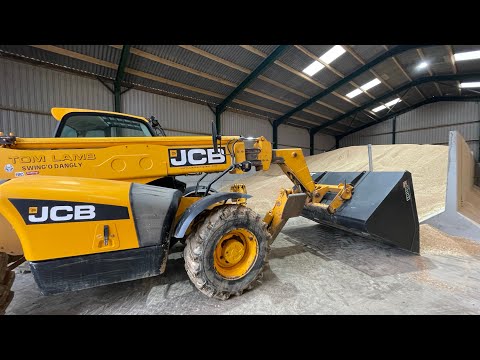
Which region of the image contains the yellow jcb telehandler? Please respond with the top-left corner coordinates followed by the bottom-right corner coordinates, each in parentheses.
top-left (0, 108), bottom-right (419, 314)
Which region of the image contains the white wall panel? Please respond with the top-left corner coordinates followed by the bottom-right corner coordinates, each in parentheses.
top-left (0, 57), bottom-right (113, 137)
top-left (222, 111), bottom-right (272, 140)
top-left (340, 102), bottom-right (480, 162)
top-left (123, 89), bottom-right (212, 135)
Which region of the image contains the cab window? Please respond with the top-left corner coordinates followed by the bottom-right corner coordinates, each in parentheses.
top-left (58, 114), bottom-right (153, 138)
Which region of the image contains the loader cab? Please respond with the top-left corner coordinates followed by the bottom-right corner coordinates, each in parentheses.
top-left (51, 108), bottom-right (156, 138)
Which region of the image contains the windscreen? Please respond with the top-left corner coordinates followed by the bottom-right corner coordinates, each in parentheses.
top-left (58, 114), bottom-right (153, 138)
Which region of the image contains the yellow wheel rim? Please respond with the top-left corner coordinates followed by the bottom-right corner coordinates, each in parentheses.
top-left (214, 228), bottom-right (258, 279)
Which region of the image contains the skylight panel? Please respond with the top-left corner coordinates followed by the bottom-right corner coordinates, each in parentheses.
top-left (453, 50), bottom-right (480, 61)
top-left (459, 82), bottom-right (480, 88)
top-left (303, 61), bottom-right (325, 76)
top-left (319, 45), bottom-right (346, 64)
top-left (385, 98), bottom-right (402, 107)
top-left (360, 78), bottom-right (381, 91)
top-left (372, 105), bottom-right (387, 112)
top-left (346, 88), bottom-right (363, 98)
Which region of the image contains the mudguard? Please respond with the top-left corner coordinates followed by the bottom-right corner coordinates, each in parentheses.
top-left (173, 192), bottom-right (251, 239)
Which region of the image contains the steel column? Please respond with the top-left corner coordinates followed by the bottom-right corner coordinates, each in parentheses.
top-left (114, 45), bottom-right (131, 113)
top-left (392, 116), bottom-right (396, 144)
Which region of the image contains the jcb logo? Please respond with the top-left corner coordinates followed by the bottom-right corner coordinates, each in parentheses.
top-left (169, 147), bottom-right (226, 167)
top-left (9, 199), bottom-right (130, 225)
top-left (28, 205), bottom-right (96, 223)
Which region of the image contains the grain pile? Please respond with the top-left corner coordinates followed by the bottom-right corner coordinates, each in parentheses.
top-left (420, 224), bottom-right (480, 257)
top-left (222, 144), bottom-right (449, 221)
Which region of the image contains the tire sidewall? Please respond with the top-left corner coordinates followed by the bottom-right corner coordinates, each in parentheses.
top-left (202, 211), bottom-right (267, 293)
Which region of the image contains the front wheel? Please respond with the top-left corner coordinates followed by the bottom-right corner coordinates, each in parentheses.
top-left (184, 205), bottom-right (270, 300)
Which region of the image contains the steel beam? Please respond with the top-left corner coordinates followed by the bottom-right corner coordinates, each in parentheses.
top-left (215, 45), bottom-right (289, 133)
top-left (392, 116), bottom-right (396, 144)
top-left (271, 45), bottom-right (432, 148)
top-left (273, 45), bottom-right (427, 128)
top-left (114, 45), bottom-right (131, 113)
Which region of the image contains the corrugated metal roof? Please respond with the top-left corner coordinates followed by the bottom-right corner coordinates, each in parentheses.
top-left (250, 45), bottom-right (277, 55)
top-left (0, 45), bottom-right (116, 79)
top-left (248, 78), bottom-right (306, 105)
top-left (349, 45), bottom-right (386, 62)
top-left (456, 60), bottom-right (480, 74)
top-left (194, 45), bottom-right (263, 70)
top-left (319, 93), bottom-right (355, 113)
top-left (124, 73), bottom-right (221, 105)
top-left (306, 102), bottom-right (342, 118)
top-left (128, 53), bottom-right (233, 96)
top-left (2, 44), bottom-right (479, 136)
top-left (420, 46), bottom-right (453, 75)
top-left (228, 102), bottom-right (276, 119)
top-left (56, 45), bottom-right (120, 65)
top-left (235, 91), bottom-right (292, 114)
top-left (437, 82), bottom-right (461, 97)
top-left (417, 82), bottom-right (441, 98)
top-left (371, 58), bottom-right (408, 88)
top-left (134, 45), bottom-right (248, 84)
top-left (262, 65), bottom-right (320, 97)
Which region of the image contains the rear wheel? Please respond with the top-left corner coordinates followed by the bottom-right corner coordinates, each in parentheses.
top-left (0, 253), bottom-right (15, 315)
top-left (184, 205), bottom-right (270, 300)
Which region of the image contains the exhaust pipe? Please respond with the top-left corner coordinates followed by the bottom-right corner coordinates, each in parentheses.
top-left (302, 171), bottom-right (420, 253)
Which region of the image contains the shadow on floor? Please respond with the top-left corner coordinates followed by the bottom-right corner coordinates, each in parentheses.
top-left (282, 223), bottom-right (435, 277)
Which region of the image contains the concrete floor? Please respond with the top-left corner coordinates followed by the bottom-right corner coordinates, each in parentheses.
top-left (6, 217), bottom-right (480, 315)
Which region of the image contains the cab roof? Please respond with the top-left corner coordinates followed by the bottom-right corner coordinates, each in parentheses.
top-left (51, 108), bottom-right (148, 122)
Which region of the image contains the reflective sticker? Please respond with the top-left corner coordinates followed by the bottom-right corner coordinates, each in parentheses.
top-left (402, 180), bottom-right (411, 202)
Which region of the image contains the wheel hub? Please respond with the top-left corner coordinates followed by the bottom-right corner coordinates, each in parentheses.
top-left (220, 238), bottom-right (245, 266)
top-left (214, 228), bottom-right (258, 279)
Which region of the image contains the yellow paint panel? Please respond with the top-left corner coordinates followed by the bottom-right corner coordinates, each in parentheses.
top-left (0, 176), bottom-right (139, 261)
top-left (51, 107), bottom-right (148, 122)
top-left (0, 144), bottom-right (236, 183)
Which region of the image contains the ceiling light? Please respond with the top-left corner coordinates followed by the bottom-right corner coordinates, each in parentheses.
top-left (346, 88), bottom-right (363, 98)
top-left (303, 61), bottom-right (325, 76)
top-left (453, 50), bottom-right (480, 61)
top-left (459, 82), bottom-right (480, 88)
top-left (361, 78), bottom-right (381, 91)
top-left (320, 45), bottom-right (346, 64)
top-left (385, 98), bottom-right (402, 107)
top-left (372, 105), bottom-right (387, 112)
top-left (417, 61), bottom-right (429, 69)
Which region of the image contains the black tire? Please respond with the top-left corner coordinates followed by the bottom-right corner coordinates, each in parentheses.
top-left (0, 253), bottom-right (15, 315)
top-left (184, 205), bottom-right (270, 300)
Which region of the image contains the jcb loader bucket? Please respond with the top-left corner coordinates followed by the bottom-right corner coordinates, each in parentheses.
top-left (302, 171), bottom-right (420, 253)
